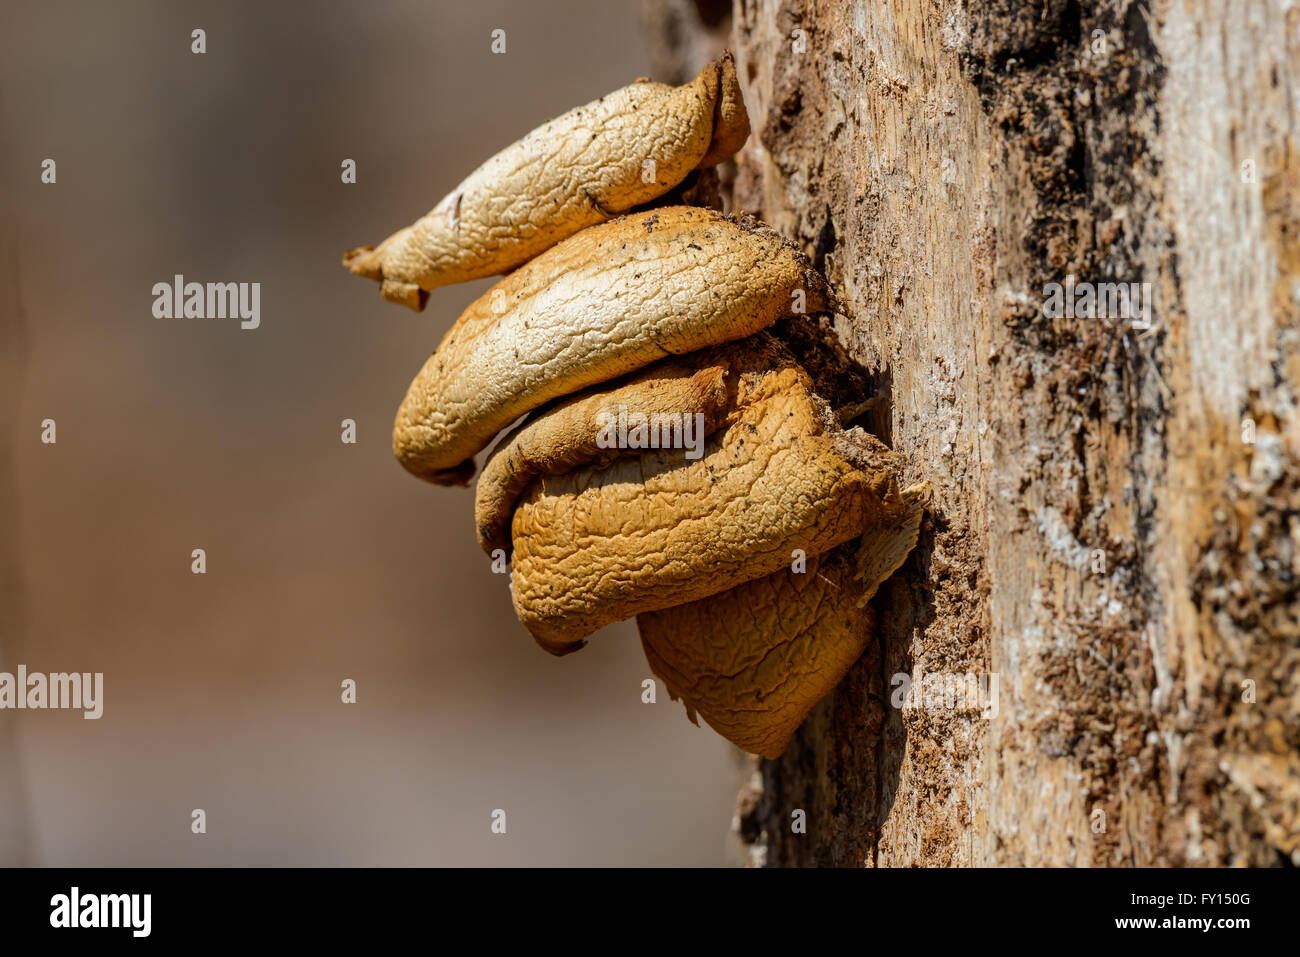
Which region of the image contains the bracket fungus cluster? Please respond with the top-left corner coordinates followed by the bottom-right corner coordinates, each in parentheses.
top-left (344, 55), bottom-right (925, 758)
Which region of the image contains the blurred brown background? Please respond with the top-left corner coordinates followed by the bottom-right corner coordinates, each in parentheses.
top-left (0, 0), bottom-right (742, 865)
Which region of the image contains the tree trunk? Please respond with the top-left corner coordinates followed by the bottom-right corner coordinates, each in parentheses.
top-left (643, 0), bottom-right (1299, 867)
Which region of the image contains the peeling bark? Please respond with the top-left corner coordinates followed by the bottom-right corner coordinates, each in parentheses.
top-left (645, 0), bottom-right (1300, 867)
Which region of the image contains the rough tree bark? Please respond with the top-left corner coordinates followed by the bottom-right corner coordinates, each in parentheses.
top-left (643, 0), bottom-right (1299, 866)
